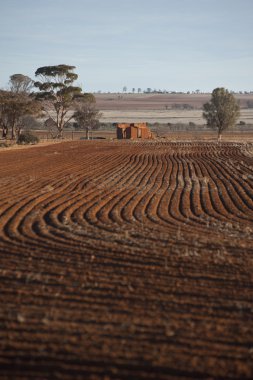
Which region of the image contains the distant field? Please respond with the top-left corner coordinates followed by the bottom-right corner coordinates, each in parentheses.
top-left (95, 92), bottom-right (253, 110)
top-left (97, 109), bottom-right (253, 125)
top-left (95, 93), bottom-right (253, 125)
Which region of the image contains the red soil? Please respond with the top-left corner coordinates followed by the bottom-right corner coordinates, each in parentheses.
top-left (0, 140), bottom-right (253, 379)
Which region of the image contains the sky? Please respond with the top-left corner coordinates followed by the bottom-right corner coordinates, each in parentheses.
top-left (0, 0), bottom-right (253, 93)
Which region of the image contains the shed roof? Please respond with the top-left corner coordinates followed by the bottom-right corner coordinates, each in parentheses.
top-left (116, 123), bottom-right (148, 129)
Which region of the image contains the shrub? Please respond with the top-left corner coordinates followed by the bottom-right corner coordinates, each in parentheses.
top-left (0, 142), bottom-right (8, 148)
top-left (17, 132), bottom-right (39, 145)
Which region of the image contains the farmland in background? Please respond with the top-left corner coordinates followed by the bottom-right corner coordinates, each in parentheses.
top-left (95, 92), bottom-right (253, 126)
top-left (6, 93), bottom-right (252, 143)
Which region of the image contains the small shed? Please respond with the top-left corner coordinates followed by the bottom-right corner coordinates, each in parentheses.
top-left (116, 122), bottom-right (152, 140)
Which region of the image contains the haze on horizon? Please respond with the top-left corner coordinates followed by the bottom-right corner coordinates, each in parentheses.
top-left (0, 0), bottom-right (252, 93)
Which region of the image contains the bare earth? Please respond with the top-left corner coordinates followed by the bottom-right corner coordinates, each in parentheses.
top-left (0, 140), bottom-right (253, 379)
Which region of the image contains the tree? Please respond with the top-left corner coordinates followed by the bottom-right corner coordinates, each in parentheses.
top-left (9, 74), bottom-right (34, 94)
top-left (34, 64), bottom-right (83, 138)
top-left (0, 91), bottom-right (10, 138)
top-left (123, 86), bottom-right (127, 93)
top-left (0, 72), bottom-right (40, 140)
top-left (203, 87), bottom-right (240, 141)
top-left (0, 90), bottom-right (40, 139)
top-left (73, 95), bottom-right (102, 139)
top-left (0, 74), bottom-right (39, 139)
top-left (137, 88), bottom-right (142, 94)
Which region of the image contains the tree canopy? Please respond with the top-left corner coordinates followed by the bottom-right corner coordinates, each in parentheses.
top-left (203, 88), bottom-right (240, 141)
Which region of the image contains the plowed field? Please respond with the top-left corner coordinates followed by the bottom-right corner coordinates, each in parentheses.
top-left (1, 141), bottom-right (253, 380)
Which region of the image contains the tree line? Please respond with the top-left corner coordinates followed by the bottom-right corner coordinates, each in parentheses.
top-left (0, 64), bottom-right (240, 142)
top-left (0, 65), bottom-right (101, 141)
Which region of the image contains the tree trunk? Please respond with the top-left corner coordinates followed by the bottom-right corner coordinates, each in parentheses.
top-left (56, 108), bottom-right (64, 139)
top-left (58, 129), bottom-right (64, 139)
top-left (11, 124), bottom-right (16, 140)
top-left (86, 127), bottom-right (89, 140)
top-left (2, 126), bottom-right (8, 139)
top-left (17, 126), bottom-right (22, 138)
top-left (57, 120), bottom-right (64, 139)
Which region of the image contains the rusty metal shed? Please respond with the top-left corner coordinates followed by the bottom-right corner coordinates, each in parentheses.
top-left (116, 123), bottom-right (152, 139)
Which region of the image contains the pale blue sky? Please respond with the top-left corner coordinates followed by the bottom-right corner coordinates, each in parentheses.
top-left (0, 0), bottom-right (252, 92)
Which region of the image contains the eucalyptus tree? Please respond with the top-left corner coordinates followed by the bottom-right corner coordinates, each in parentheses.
top-left (203, 88), bottom-right (240, 141)
top-left (0, 90), bottom-right (40, 139)
top-left (73, 94), bottom-right (102, 139)
top-left (0, 73), bottom-right (39, 139)
top-left (9, 74), bottom-right (34, 94)
top-left (34, 65), bottom-right (83, 138)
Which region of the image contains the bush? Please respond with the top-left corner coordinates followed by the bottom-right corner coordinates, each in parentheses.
top-left (17, 132), bottom-right (39, 145)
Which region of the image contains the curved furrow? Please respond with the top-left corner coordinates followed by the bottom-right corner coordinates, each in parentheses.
top-left (124, 153), bottom-right (165, 225)
top-left (150, 153), bottom-right (203, 232)
top-left (194, 155), bottom-right (242, 221)
top-left (190, 156), bottom-right (230, 223)
top-left (80, 152), bottom-right (155, 228)
top-left (1, 192), bottom-right (84, 253)
top-left (179, 155), bottom-right (208, 226)
top-left (33, 152), bottom-right (152, 246)
top-left (3, 153), bottom-right (136, 249)
top-left (1, 141), bottom-right (252, 256)
top-left (204, 157), bottom-right (253, 222)
top-left (154, 154), bottom-right (174, 224)
top-left (82, 153), bottom-right (150, 226)
top-left (167, 152), bottom-right (190, 225)
top-left (98, 154), bottom-right (155, 225)
top-left (187, 159), bottom-right (208, 221)
top-left (190, 159), bottom-right (227, 225)
top-left (129, 155), bottom-right (173, 229)
top-left (208, 157), bottom-right (253, 214)
top-left (143, 154), bottom-right (173, 225)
